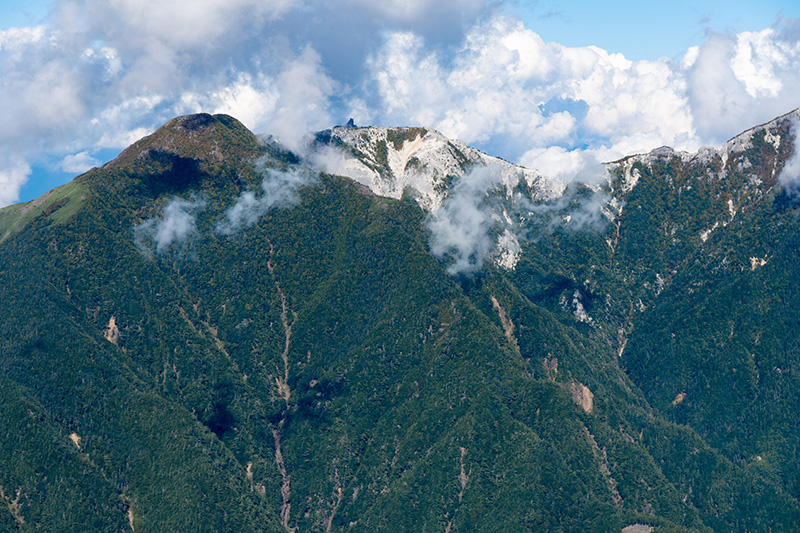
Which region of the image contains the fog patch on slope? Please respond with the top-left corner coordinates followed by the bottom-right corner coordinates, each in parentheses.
top-left (304, 143), bottom-right (376, 185)
top-left (216, 163), bottom-right (315, 234)
top-left (521, 183), bottom-right (612, 234)
top-left (134, 197), bottom-right (206, 253)
top-left (427, 162), bottom-right (613, 275)
top-left (427, 165), bottom-right (505, 275)
top-left (779, 116), bottom-right (800, 196)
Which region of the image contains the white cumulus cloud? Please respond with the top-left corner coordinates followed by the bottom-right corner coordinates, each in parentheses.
top-left (0, 159), bottom-right (32, 207)
top-left (686, 24), bottom-right (800, 144)
top-left (732, 29), bottom-right (790, 98)
top-left (366, 16), bottom-right (698, 179)
top-left (60, 151), bottom-right (101, 173)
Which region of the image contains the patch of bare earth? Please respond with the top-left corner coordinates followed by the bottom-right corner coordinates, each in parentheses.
top-left (569, 381), bottom-right (594, 413)
top-left (103, 316), bottom-right (120, 344)
top-left (267, 243), bottom-right (296, 532)
top-left (584, 427), bottom-right (622, 506)
top-left (490, 295), bottom-right (518, 349)
top-left (272, 428), bottom-right (294, 532)
top-left (323, 485), bottom-right (344, 533)
top-left (0, 486), bottom-right (24, 525)
top-left (445, 447), bottom-right (471, 532)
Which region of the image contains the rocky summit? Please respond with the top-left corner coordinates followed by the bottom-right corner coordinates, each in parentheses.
top-left (2, 110), bottom-right (800, 531)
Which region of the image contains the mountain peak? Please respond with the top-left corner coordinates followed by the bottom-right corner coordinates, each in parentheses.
top-left (105, 113), bottom-right (261, 171)
top-left (164, 112), bottom-right (218, 131)
top-left (312, 123), bottom-right (564, 212)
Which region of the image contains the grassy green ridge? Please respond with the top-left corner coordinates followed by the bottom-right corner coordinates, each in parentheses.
top-left (0, 179), bottom-right (88, 243)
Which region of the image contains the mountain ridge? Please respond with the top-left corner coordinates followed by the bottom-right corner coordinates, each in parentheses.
top-left (308, 123), bottom-right (565, 211)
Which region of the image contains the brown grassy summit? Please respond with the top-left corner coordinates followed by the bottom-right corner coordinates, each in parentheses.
top-left (105, 113), bottom-right (263, 172)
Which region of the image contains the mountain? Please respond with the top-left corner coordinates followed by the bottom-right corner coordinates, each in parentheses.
top-left (309, 123), bottom-right (565, 211)
top-left (306, 123), bottom-right (568, 273)
top-left (1, 110), bottom-right (800, 531)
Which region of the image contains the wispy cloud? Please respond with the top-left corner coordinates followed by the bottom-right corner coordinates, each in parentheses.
top-left (426, 164), bottom-right (504, 275)
top-left (426, 161), bottom-right (613, 275)
top-left (216, 164), bottom-right (315, 235)
top-left (519, 183), bottom-right (612, 234)
top-left (134, 197), bottom-right (206, 253)
top-left (779, 116), bottom-right (800, 195)
top-left (131, 161), bottom-right (315, 253)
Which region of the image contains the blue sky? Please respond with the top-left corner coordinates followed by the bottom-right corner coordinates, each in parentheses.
top-left (1, 0), bottom-right (799, 205)
top-left (515, 0), bottom-right (798, 60)
top-left (0, 0), bottom-right (48, 27)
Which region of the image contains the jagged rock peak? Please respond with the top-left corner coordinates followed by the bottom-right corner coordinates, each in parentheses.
top-left (315, 123), bottom-right (565, 211)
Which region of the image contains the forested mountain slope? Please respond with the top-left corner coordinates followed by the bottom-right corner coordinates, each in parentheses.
top-left (1, 111), bottom-right (799, 531)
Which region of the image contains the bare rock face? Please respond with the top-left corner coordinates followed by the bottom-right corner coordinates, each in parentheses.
top-left (315, 124), bottom-right (564, 212)
top-left (568, 381), bottom-right (594, 413)
top-left (103, 316), bottom-right (120, 344)
top-left (310, 124), bottom-right (565, 271)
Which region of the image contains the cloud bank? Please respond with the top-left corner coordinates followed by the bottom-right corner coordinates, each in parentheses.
top-left (1, 1), bottom-right (799, 206)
